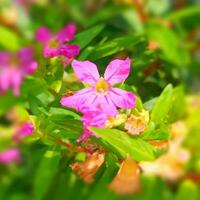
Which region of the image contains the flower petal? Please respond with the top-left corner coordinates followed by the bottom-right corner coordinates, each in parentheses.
top-left (18, 48), bottom-right (38, 74)
top-left (10, 69), bottom-right (23, 96)
top-left (18, 48), bottom-right (34, 63)
top-left (0, 148), bottom-right (20, 165)
top-left (93, 95), bottom-right (118, 116)
top-left (72, 60), bottom-right (100, 84)
top-left (35, 26), bottom-right (52, 45)
top-left (56, 23), bottom-right (77, 42)
top-left (59, 44), bottom-right (80, 58)
top-left (0, 69), bottom-right (10, 93)
top-left (104, 58), bottom-right (131, 85)
top-left (77, 128), bottom-right (95, 142)
top-left (60, 88), bottom-right (94, 110)
top-left (109, 88), bottom-right (136, 109)
top-left (0, 52), bottom-right (10, 66)
top-left (43, 47), bottom-right (59, 58)
top-left (23, 61), bottom-right (38, 75)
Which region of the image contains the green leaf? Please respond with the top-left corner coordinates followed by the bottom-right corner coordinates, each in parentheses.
top-left (85, 4), bottom-right (130, 26)
top-left (147, 22), bottom-right (190, 66)
top-left (175, 180), bottom-right (199, 200)
top-left (49, 107), bottom-right (80, 120)
top-left (87, 34), bottom-right (143, 60)
top-left (45, 118), bottom-right (82, 139)
top-left (168, 86), bottom-right (186, 123)
top-left (0, 92), bottom-right (20, 116)
top-left (141, 129), bottom-right (170, 141)
top-left (166, 6), bottom-right (200, 21)
top-left (90, 127), bottom-right (156, 161)
top-left (151, 84), bottom-right (173, 127)
top-left (0, 26), bottom-right (21, 50)
top-left (32, 147), bottom-right (61, 200)
top-left (88, 153), bottom-right (119, 200)
top-left (73, 24), bottom-right (105, 49)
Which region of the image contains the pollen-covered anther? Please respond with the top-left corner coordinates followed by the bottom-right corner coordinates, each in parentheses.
top-left (48, 38), bottom-right (59, 48)
top-left (95, 77), bottom-right (109, 94)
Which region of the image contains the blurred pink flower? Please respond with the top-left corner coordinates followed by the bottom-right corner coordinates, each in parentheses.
top-left (13, 122), bottom-right (34, 143)
top-left (0, 148), bottom-right (20, 165)
top-left (61, 58), bottom-right (136, 115)
top-left (0, 48), bottom-right (38, 96)
top-left (35, 23), bottom-right (80, 66)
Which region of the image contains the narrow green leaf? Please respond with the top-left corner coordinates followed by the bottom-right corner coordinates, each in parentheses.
top-left (88, 35), bottom-right (142, 60)
top-left (166, 6), bottom-right (200, 21)
top-left (168, 86), bottom-right (186, 123)
top-left (141, 129), bottom-right (170, 141)
top-left (49, 107), bottom-right (80, 120)
top-left (73, 24), bottom-right (105, 49)
top-left (32, 147), bottom-right (61, 200)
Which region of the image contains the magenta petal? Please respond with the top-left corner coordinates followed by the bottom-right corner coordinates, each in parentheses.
top-left (0, 148), bottom-right (20, 165)
top-left (60, 88), bottom-right (94, 110)
top-left (0, 69), bottom-right (10, 92)
top-left (72, 60), bottom-right (100, 84)
top-left (104, 57), bottom-right (131, 85)
top-left (18, 122), bottom-right (34, 136)
top-left (109, 88), bottom-right (136, 109)
top-left (10, 69), bottom-right (23, 96)
top-left (77, 107), bottom-right (107, 142)
top-left (18, 48), bottom-right (34, 63)
top-left (0, 52), bottom-right (11, 66)
top-left (18, 48), bottom-right (38, 74)
top-left (77, 128), bottom-right (94, 142)
top-left (23, 61), bottom-right (38, 75)
top-left (35, 26), bottom-right (52, 45)
top-left (93, 95), bottom-right (118, 116)
top-left (13, 122), bottom-right (34, 143)
top-left (43, 47), bottom-right (59, 58)
top-left (56, 23), bottom-right (77, 42)
top-left (59, 44), bottom-right (80, 58)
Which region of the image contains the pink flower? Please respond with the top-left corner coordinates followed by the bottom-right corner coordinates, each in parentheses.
top-left (77, 106), bottom-right (110, 142)
top-left (0, 148), bottom-right (21, 165)
top-left (0, 48), bottom-right (38, 96)
top-left (35, 23), bottom-right (80, 66)
top-left (13, 122), bottom-right (34, 143)
top-left (61, 58), bottom-right (136, 115)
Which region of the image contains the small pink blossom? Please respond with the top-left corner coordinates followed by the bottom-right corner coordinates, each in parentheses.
top-left (35, 23), bottom-right (80, 66)
top-left (0, 48), bottom-right (38, 96)
top-left (61, 58), bottom-right (136, 115)
top-left (13, 122), bottom-right (34, 143)
top-left (0, 148), bottom-right (21, 165)
top-left (77, 106), bottom-right (109, 142)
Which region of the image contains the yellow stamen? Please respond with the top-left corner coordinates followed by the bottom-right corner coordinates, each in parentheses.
top-left (49, 38), bottom-right (59, 48)
top-left (95, 77), bottom-right (109, 94)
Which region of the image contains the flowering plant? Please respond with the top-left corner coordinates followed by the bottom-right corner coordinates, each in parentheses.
top-left (0, 1), bottom-right (200, 200)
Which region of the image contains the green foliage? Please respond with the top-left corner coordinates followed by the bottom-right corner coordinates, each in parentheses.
top-left (90, 127), bottom-right (156, 161)
top-left (33, 147), bottom-right (61, 200)
top-left (151, 84), bottom-right (173, 127)
top-left (0, 0), bottom-right (200, 200)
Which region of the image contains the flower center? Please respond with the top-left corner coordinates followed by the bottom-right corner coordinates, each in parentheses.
top-left (49, 38), bottom-right (59, 48)
top-left (9, 55), bottom-right (20, 68)
top-left (95, 77), bottom-right (109, 94)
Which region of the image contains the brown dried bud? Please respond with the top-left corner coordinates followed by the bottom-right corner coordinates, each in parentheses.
top-left (109, 158), bottom-right (141, 195)
top-left (71, 151), bottom-right (105, 183)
